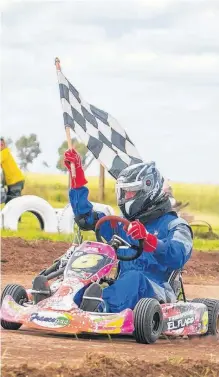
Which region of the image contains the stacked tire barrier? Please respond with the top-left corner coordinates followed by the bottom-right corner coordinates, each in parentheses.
top-left (0, 195), bottom-right (114, 234)
top-left (1, 195), bottom-right (58, 232)
top-left (57, 202), bottom-right (115, 234)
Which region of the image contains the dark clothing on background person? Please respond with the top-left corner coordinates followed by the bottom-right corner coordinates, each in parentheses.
top-left (5, 180), bottom-right (25, 204)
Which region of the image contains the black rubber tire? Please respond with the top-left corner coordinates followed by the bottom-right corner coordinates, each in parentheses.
top-left (192, 298), bottom-right (219, 335)
top-left (1, 284), bottom-right (28, 330)
top-left (134, 298), bottom-right (163, 344)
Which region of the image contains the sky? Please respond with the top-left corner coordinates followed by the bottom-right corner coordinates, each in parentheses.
top-left (1, 0), bottom-right (219, 183)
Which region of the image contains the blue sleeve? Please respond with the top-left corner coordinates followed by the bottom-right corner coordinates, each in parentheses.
top-left (153, 218), bottom-right (193, 269)
top-left (69, 187), bottom-right (93, 217)
top-left (69, 186), bottom-right (113, 241)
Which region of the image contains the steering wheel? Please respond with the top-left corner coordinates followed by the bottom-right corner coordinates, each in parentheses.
top-left (95, 215), bottom-right (144, 261)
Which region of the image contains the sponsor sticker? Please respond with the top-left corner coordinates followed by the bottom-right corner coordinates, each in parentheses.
top-left (167, 316), bottom-right (195, 331)
top-left (30, 311), bottom-right (71, 328)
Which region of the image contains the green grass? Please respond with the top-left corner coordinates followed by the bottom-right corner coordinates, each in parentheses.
top-left (193, 238), bottom-right (219, 251)
top-left (22, 173), bottom-right (219, 214)
top-left (1, 172), bottom-right (219, 251)
top-left (22, 172), bottom-right (219, 212)
top-left (1, 229), bottom-right (74, 242)
top-left (172, 182), bottom-right (219, 215)
top-left (1, 212), bottom-right (218, 251)
top-left (1, 212), bottom-right (96, 243)
top-left (2, 228), bottom-right (219, 251)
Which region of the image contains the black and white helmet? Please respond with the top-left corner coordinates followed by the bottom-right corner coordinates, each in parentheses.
top-left (116, 162), bottom-right (167, 220)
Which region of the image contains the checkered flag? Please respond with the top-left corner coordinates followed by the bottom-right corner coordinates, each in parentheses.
top-left (56, 62), bottom-right (142, 179)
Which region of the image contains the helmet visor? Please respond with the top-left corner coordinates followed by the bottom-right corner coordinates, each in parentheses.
top-left (115, 180), bottom-right (143, 205)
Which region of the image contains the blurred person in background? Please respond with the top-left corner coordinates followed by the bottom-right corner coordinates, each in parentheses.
top-left (0, 138), bottom-right (25, 204)
top-left (163, 179), bottom-right (182, 210)
top-left (0, 167), bottom-right (7, 204)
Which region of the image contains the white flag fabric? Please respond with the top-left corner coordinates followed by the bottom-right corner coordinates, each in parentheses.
top-left (57, 69), bottom-right (142, 179)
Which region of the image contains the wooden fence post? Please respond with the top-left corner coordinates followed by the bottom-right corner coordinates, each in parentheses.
top-left (99, 164), bottom-right (105, 202)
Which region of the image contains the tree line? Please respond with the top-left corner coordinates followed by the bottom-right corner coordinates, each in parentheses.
top-left (3, 134), bottom-right (88, 172)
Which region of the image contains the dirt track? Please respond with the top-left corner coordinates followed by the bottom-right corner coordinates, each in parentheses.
top-left (1, 238), bottom-right (219, 376)
top-left (2, 353), bottom-right (219, 377)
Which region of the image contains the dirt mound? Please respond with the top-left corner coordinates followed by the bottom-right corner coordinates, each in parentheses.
top-left (2, 353), bottom-right (219, 377)
top-left (184, 249), bottom-right (219, 284)
top-left (1, 238), bottom-right (71, 274)
top-left (1, 238), bottom-right (219, 283)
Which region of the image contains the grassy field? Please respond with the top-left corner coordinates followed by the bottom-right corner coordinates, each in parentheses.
top-left (1, 172), bottom-right (219, 250)
top-left (22, 173), bottom-right (219, 214)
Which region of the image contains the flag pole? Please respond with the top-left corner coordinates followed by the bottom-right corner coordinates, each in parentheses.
top-left (55, 57), bottom-right (76, 178)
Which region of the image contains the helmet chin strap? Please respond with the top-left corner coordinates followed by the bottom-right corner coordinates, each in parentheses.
top-left (124, 200), bottom-right (135, 216)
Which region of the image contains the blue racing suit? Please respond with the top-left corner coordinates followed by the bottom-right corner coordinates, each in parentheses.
top-left (70, 186), bottom-right (193, 313)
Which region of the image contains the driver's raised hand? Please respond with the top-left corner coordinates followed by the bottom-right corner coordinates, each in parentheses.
top-left (64, 148), bottom-right (88, 189)
top-left (127, 220), bottom-right (158, 252)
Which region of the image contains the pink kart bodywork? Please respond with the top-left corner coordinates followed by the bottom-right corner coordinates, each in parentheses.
top-left (1, 241), bottom-right (134, 334)
top-left (1, 241), bottom-right (208, 337)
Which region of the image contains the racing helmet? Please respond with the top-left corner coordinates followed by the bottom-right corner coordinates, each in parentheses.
top-left (115, 162), bottom-right (167, 220)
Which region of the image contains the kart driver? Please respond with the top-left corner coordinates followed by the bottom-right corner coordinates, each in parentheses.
top-left (63, 148), bottom-right (193, 313)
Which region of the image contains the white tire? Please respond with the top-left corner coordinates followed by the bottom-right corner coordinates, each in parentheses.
top-left (1, 195), bottom-right (58, 232)
top-left (56, 204), bottom-right (74, 234)
top-left (0, 212), bottom-right (3, 229)
top-left (57, 202), bottom-right (115, 234)
top-left (54, 208), bottom-right (64, 216)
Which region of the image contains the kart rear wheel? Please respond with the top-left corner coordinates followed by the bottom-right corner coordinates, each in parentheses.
top-left (192, 298), bottom-right (219, 335)
top-left (134, 298), bottom-right (163, 344)
top-left (1, 284), bottom-right (28, 330)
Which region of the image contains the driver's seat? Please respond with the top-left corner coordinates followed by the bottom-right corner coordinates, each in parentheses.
top-left (109, 267), bottom-right (187, 302)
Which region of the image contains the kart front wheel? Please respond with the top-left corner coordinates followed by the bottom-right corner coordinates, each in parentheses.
top-left (134, 298), bottom-right (163, 344)
top-left (192, 298), bottom-right (219, 335)
top-left (1, 284), bottom-right (28, 330)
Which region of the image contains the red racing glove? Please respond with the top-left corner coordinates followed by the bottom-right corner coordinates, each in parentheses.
top-left (127, 220), bottom-right (158, 252)
top-left (64, 149), bottom-right (88, 189)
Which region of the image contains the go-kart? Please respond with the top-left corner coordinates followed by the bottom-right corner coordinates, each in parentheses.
top-left (1, 215), bottom-right (219, 344)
